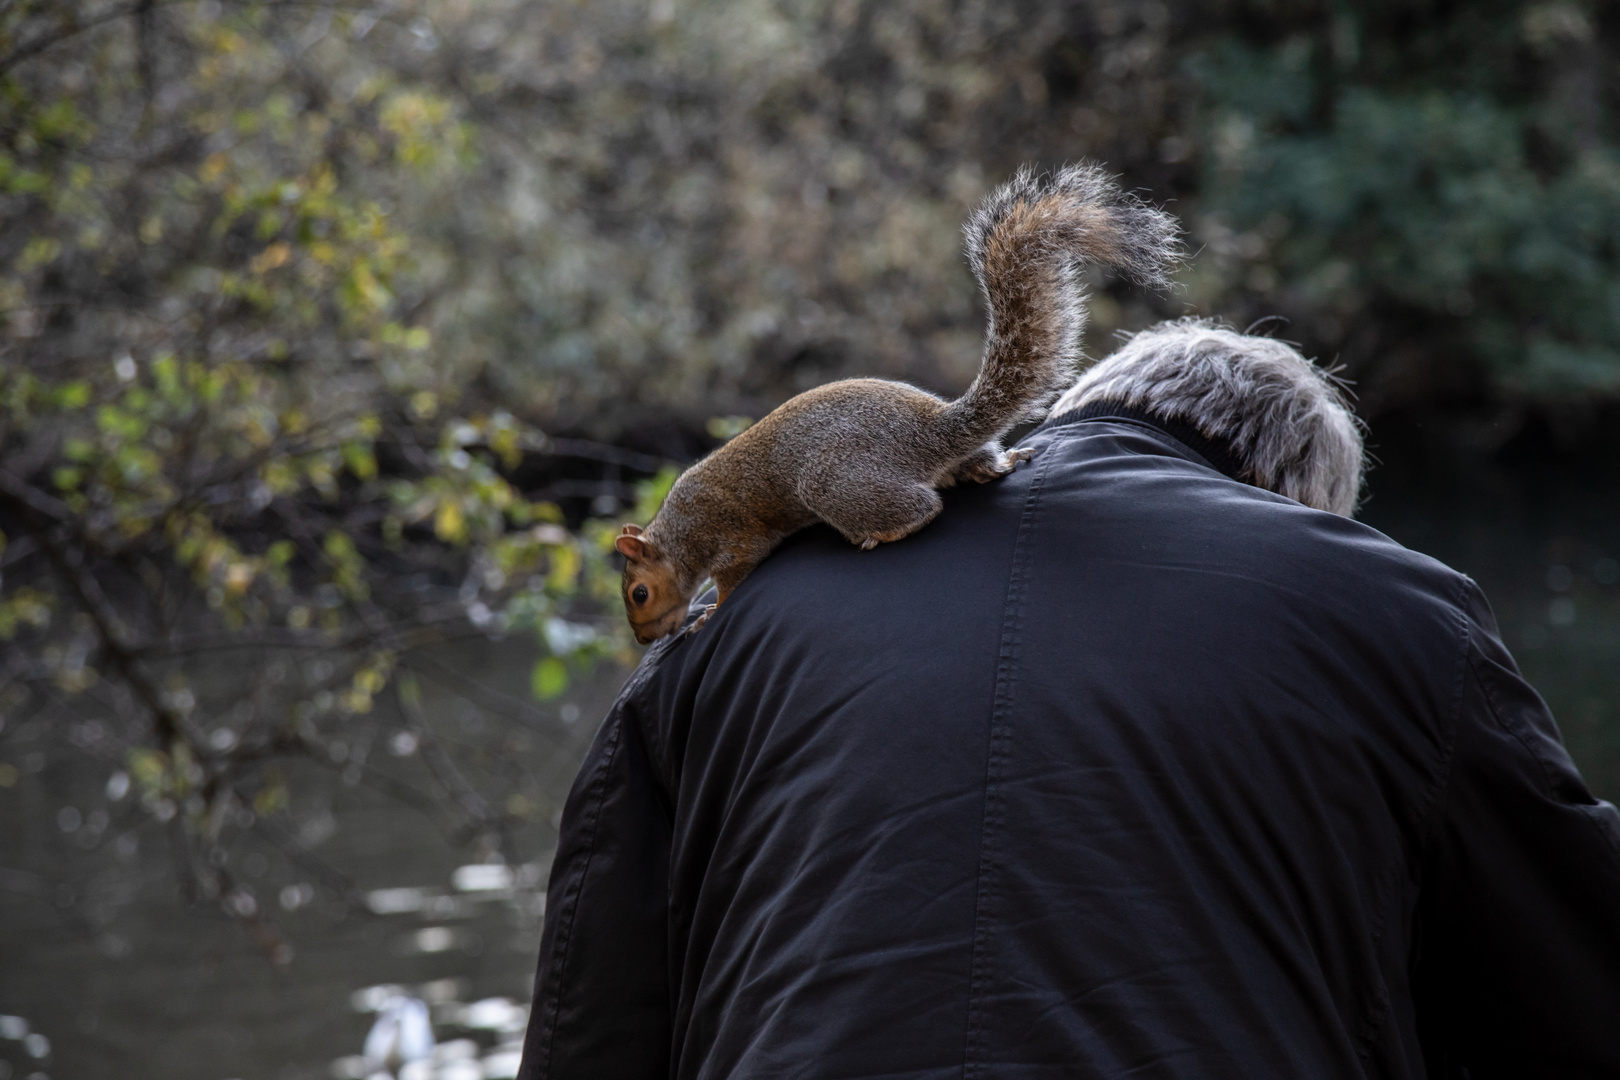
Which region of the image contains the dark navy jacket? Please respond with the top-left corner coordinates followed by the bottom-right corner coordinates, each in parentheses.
top-left (518, 410), bottom-right (1620, 1080)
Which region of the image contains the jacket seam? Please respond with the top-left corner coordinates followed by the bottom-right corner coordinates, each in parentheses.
top-left (626, 629), bottom-right (683, 768)
top-left (630, 650), bottom-right (678, 810)
top-left (1410, 577), bottom-right (1479, 863)
top-left (622, 628), bottom-right (687, 809)
top-left (961, 442), bottom-right (1051, 1078)
top-left (533, 713), bottom-right (626, 1078)
top-left (1353, 572), bottom-right (1475, 1068)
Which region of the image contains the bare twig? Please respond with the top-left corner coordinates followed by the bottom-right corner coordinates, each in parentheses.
top-left (135, 0), bottom-right (156, 105)
top-left (538, 437), bottom-right (671, 473)
top-left (404, 651), bottom-right (556, 728)
top-left (392, 678), bottom-right (493, 833)
top-left (251, 810), bottom-right (364, 905)
top-left (0, 532), bottom-right (38, 568)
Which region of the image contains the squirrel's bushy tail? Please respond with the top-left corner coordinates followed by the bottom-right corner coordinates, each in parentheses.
top-left (941, 164), bottom-right (1182, 452)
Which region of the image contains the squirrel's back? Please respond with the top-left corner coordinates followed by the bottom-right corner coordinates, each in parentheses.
top-left (621, 163), bottom-right (1183, 636)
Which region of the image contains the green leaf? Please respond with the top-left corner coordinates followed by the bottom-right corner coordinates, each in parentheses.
top-left (341, 440), bottom-right (378, 480)
top-left (127, 748), bottom-right (169, 792)
top-left (633, 465), bottom-right (680, 524)
top-left (705, 415), bottom-right (754, 442)
top-left (531, 656), bottom-right (568, 700)
top-left (253, 773), bottom-right (289, 815)
top-left (55, 381), bottom-right (91, 409)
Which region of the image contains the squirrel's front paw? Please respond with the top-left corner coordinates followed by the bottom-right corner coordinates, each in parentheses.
top-left (957, 446), bottom-right (1034, 485)
top-left (686, 604), bottom-right (718, 635)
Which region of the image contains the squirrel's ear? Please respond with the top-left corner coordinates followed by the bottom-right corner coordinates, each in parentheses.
top-left (620, 524), bottom-right (643, 537)
top-left (615, 534), bottom-right (648, 561)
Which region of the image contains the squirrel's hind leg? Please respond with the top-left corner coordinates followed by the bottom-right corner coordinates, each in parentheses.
top-left (951, 443), bottom-right (1033, 486)
top-left (818, 483), bottom-right (943, 551)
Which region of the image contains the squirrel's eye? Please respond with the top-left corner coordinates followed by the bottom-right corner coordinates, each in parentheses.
top-left (632, 584), bottom-right (649, 605)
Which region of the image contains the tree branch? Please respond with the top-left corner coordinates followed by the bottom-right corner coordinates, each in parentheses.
top-left (0, 469), bottom-right (188, 748)
top-left (0, 1), bottom-right (150, 77)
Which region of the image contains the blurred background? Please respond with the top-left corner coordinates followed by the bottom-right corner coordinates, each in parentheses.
top-left (0, 1), bottom-right (1617, 1077)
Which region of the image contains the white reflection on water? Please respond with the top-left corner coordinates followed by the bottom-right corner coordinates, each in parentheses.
top-left (340, 971), bottom-right (530, 1080)
top-left (451, 865), bottom-right (513, 893)
top-left (367, 888), bottom-right (428, 915)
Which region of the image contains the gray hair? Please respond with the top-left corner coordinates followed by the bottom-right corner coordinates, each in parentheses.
top-left (1048, 318), bottom-right (1365, 516)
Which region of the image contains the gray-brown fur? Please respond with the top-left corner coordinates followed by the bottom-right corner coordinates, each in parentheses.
top-left (944, 163), bottom-right (1182, 453)
top-left (616, 164), bottom-right (1182, 642)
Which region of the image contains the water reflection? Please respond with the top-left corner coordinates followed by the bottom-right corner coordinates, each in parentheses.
top-left (341, 993), bottom-right (527, 1079)
top-left (0, 637), bottom-right (615, 1079)
top-left (0, 1014), bottom-right (51, 1080)
top-left (340, 982), bottom-right (528, 1080)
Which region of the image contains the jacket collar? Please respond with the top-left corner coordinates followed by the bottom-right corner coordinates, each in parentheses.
top-left (1031, 401), bottom-right (1249, 484)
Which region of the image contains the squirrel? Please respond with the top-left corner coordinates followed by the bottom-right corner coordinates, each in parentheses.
top-left (615, 163), bottom-right (1182, 643)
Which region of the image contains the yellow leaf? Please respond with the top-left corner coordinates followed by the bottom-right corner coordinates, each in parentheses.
top-left (410, 390), bottom-right (438, 419)
top-left (434, 499), bottom-right (466, 543)
top-left (251, 242), bottom-right (291, 274)
top-left (546, 543), bottom-right (581, 590)
top-left (224, 562), bottom-right (255, 595)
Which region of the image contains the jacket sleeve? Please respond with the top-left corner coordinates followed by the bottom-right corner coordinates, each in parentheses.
top-left (1414, 584), bottom-right (1620, 1080)
top-left (517, 690), bottom-right (673, 1080)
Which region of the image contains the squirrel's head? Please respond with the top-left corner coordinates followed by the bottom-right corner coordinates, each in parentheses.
top-left (615, 524), bottom-right (691, 644)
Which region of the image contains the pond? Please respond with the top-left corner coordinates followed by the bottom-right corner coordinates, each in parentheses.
top-left (1, 450), bottom-right (1616, 1080)
top-left (0, 640), bottom-right (623, 1080)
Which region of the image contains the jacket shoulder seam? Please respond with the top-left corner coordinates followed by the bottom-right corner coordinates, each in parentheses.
top-left (1412, 575), bottom-right (1481, 857)
top-left (1468, 617), bottom-right (1620, 859)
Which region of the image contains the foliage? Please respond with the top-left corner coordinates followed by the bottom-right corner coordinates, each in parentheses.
top-left (0, 0), bottom-right (649, 951)
top-left (1189, 1), bottom-right (1620, 404)
top-left (339, 0), bottom-right (1620, 425)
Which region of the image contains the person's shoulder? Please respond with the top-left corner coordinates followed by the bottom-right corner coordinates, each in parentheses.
top-left (1299, 501), bottom-right (1473, 602)
top-left (1044, 417), bottom-right (1472, 603)
top-left (1232, 488), bottom-right (1480, 629)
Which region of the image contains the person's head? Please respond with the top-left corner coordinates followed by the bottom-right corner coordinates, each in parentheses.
top-left (1049, 319), bottom-right (1364, 516)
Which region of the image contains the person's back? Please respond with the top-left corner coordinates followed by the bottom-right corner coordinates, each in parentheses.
top-left (519, 326), bottom-right (1620, 1080)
